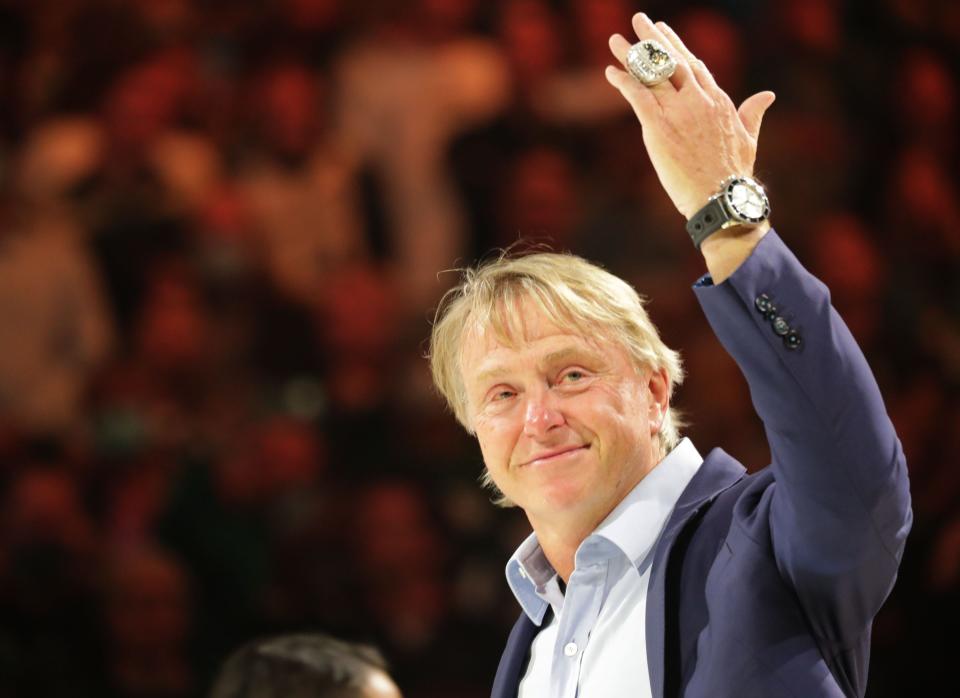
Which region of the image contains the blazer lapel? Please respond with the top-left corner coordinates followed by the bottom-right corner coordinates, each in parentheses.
top-left (491, 610), bottom-right (547, 698)
top-left (645, 448), bottom-right (746, 698)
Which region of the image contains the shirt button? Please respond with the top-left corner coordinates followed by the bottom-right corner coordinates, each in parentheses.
top-left (755, 293), bottom-right (772, 313)
top-left (772, 316), bottom-right (790, 336)
top-left (563, 642), bottom-right (578, 657)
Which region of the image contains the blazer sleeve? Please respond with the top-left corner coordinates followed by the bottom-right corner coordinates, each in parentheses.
top-left (692, 229), bottom-right (912, 645)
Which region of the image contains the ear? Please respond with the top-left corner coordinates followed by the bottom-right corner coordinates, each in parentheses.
top-left (647, 366), bottom-right (670, 434)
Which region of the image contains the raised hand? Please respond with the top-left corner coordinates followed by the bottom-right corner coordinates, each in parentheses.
top-left (604, 13), bottom-right (775, 221)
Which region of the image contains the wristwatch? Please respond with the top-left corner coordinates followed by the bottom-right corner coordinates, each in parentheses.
top-left (685, 176), bottom-right (770, 249)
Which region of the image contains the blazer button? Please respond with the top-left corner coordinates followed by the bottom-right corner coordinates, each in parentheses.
top-left (784, 331), bottom-right (802, 350)
top-left (772, 316), bottom-right (790, 336)
top-left (755, 294), bottom-right (772, 313)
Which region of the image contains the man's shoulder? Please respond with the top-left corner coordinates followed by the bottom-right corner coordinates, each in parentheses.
top-left (679, 451), bottom-right (776, 544)
top-left (678, 447), bottom-right (755, 510)
top-left (672, 454), bottom-right (789, 574)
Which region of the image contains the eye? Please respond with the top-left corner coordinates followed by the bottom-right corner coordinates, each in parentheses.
top-left (560, 369), bottom-right (586, 383)
top-left (491, 388), bottom-right (516, 402)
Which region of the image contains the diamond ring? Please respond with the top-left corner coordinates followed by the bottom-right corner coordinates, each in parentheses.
top-left (625, 39), bottom-right (677, 86)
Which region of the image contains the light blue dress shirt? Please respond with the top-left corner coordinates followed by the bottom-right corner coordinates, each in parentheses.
top-left (506, 438), bottom-right (703, 697)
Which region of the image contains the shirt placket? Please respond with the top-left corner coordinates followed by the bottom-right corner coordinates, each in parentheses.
top-left (550, 560), bottom-right (609, 698)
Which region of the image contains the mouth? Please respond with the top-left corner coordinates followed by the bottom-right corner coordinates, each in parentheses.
top-left (521, 445), bottom-right (589, 468)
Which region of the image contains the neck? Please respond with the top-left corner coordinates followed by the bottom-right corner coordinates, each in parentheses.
top-left (528, 511), bottom-right (606, 583)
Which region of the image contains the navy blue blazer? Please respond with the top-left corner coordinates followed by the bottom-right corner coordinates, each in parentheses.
top-left (491, 231), bottom-right (912, 698)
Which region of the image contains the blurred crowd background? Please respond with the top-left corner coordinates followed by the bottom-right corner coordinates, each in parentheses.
top-left (0, 0), bottom-right (957, 696)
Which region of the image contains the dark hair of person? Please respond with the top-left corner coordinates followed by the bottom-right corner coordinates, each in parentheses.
top-left (209, 633), bottom-right (390, 698)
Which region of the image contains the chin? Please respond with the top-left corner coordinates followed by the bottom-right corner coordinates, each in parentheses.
top-left (531, 477), bottom-right (596, 514)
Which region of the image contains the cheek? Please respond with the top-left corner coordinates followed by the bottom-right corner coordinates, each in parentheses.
top-left (476, 434), bottom-right (497, 468)
top-left (585, 383), bottom-right (649, 449)
top-left (613, 379), bottom-right (651, 424)
top-left (582, 382), bottom-right (632, 424)
top-left (475, 415), bottom-right (520, 469)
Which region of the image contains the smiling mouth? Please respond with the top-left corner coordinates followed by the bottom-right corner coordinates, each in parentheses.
top-left (522, 445), bottom-right (589, 467)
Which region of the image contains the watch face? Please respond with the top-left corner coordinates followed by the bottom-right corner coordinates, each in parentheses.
top-left (724, 177), bottom-right (770, 222)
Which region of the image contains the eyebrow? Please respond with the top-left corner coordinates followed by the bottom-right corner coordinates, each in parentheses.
top-left (541, 346), bottom-right (601, 367)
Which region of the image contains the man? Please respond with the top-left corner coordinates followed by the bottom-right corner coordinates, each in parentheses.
top-left (208, 633), bottom-right (403, 698)
top-left (428, 13), bottom-right (911, 698)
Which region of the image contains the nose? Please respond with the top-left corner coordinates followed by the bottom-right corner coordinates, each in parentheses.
top-left (523, 389), bottom-right (564, 439)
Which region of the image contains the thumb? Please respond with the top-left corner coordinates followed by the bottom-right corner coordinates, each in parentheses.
top-left (738, 91), bottom-right (776, 141)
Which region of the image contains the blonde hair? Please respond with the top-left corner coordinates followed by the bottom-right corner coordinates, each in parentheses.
top-left (429, 250), bottom-right (684, 505)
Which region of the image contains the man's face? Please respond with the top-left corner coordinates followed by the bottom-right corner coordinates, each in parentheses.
top-left (461, 299), bottom-right (668, 530)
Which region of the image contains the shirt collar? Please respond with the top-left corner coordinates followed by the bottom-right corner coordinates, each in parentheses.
top-left (504, 437), bottom-right (704, 625)
top-left (506, 531), bottom-right (559, 625)
top-left (588, 437), bottom-right (703, 566)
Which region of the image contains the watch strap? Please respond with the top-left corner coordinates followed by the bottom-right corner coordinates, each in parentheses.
top-left (685, 196), bottom-right (728, 249)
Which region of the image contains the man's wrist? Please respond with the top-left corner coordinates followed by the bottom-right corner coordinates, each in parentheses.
top-left (685, 176), bottom-right (770, 249)
top-left (699, 221), bottom-right (771, 284)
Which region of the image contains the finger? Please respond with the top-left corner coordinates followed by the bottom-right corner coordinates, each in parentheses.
top-left (653, 20), bottom-right (696, 64)
top-left (737, 91), bottom-right (776, 141)
top-left (689, 59), bottom-right (720, 95)
top-left (608, 32), bottom-right (633, 65)
top-left (654, 21), bottom-right (719, 96)
top-left (628, 13), bottom-right (693, 91)
top-left (604, 64), bottom-right (662, 119)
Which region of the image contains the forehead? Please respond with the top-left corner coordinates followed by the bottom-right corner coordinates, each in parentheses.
top-left (459, 298), bottom-right (621, 380)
